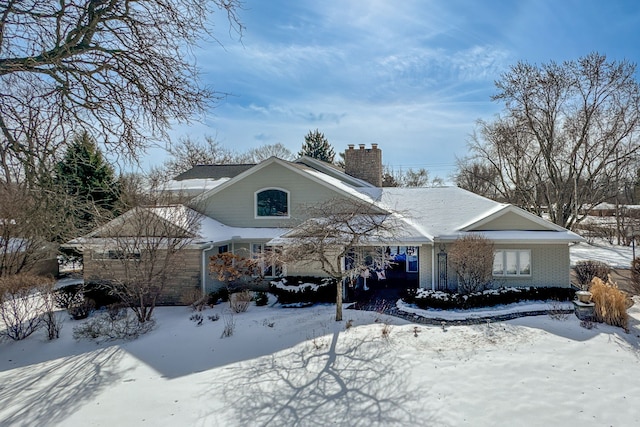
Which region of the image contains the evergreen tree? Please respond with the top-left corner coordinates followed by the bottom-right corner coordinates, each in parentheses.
top-left (54, 131), bottom-right (121, 231)
top-left (298, 129), bottom-right (335, 163)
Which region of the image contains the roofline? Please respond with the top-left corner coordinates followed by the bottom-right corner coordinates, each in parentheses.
top-left (294, 156), bottom-right (377, 188)
top-left (191, 156), bottom-right (381, 207)
top-left (459, 204), bottom-right (568, 232)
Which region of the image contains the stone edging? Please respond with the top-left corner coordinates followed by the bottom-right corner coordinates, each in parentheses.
top-left (348, 302), bottom-right (574, 326)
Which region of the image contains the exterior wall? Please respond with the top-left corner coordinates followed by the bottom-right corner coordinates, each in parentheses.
top-left (201, 162), bottom-right (347, 228)
top-left (84, 248), bottom-right (202, 305)
top-left (284, 257), bottom-right (333, 278)
top-left (472, 212), bottom-right (549, 231)
top-left (418, 244), bottom-right (432, 289)
top-left (436, 242), bottom-right (571, 291)
top-left (491, 243), bottom-right (571, 288)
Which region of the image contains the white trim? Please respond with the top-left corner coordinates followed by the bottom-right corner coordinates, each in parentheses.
top-left (201, 243), bottom-right (214, 296)
top-left (493, 249), bottom-right (532, 277)
top-left (460, 205), bottom-right (567, 232)
top-left (254, 187), bottom-right (291, 219)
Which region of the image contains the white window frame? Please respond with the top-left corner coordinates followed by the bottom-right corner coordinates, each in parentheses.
top-left (493, 249), bottom-right (531, 277)
top-left (254, 187), bottom-right (290, 219)
top-left (92, 249), bottom-right (141, 261)
top-left (251, 243), bottom-right (284, 278)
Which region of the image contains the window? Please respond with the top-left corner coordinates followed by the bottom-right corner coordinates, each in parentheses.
top-left (251, 243), bottom-right (284, 277)
top-left (256, 188), bottom-right (289, 218)
top-left (218, 244), bottom-right (229, 254)
top-left (386, 246), bottom-right (419, 272)
top-left (93, 250), bottom-right (140, 261)
top-left (493, 250), bottom-right (531, 276)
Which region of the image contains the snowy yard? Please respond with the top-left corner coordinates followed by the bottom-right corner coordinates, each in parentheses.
top-left (1, 297), bottom-right (639, 427)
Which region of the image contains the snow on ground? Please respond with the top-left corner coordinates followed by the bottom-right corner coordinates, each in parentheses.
top-left (570, 240), bottom-right (635, 268)
top-left (1, 298), bottom-right (640, 427)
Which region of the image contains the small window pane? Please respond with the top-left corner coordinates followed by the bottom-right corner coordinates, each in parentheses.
top-left (257, 189), bottom-right (288, 217)
top-left (519, 251), bottom-right (531, 275)
top-left (493, 251), bottom-right (504, 275)
top-left (406, 247), bottom-right (418, 272)
top-left (505, 251), bottom-right (518, 275)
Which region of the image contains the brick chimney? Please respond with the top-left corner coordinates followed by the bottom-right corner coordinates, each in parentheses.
top-left (344, 144), bottom-right (382, 187)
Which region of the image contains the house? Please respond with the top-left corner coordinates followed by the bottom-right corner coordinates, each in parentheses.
top-left (67, 144), bottom-right (583, 303)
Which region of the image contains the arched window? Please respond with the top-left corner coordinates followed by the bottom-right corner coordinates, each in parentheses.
top-left (255, 188), bottom-right (289, 218)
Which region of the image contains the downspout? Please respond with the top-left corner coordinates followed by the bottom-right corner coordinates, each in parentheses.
top-left (201, 242), bottom-right (215, 297)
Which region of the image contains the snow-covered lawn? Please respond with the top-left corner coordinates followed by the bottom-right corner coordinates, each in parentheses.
top-left (1, 298), bottom-right (640, 427)
top-left (571, 240), bottom-right (635, 269)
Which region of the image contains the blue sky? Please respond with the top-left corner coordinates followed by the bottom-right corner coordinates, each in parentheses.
top-left (152, 0), bottom-right (640, 181)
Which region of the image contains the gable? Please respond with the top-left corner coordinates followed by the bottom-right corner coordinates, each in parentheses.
top-left (468, 211), bottom-right (549, 231)
top-left (89, 207), bottom-right (195, 239)
top-left (197, 160), bottom-right (372, 228)
top-left (462, 206), bottom-right (563, 232)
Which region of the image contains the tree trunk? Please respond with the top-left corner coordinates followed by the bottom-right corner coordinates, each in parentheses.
top-left (335, 279), bottom-right (343, 322)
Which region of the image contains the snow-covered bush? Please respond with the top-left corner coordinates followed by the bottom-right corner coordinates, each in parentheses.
top-left (268, 277), bottom-right (337, 305)
top-left (402, 287), bottom-right (575, 310)
top-left (254, 291), bottom-right (269, 306)
top-left (72, 310), bottom-right (154, 342)
top-left (207, 288), bottom-right (229, 306)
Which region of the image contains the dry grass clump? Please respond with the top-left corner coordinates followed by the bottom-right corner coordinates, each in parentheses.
top-left (230, 290), bottom-right (252, 313)
top-left (589, 277), bottom-right (629, 331)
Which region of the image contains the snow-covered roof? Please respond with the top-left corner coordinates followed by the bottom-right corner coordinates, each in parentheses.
top-left (68, 205), bottom-right (288, 249)
top-left (591, 202), bottom-right (640, 211)
top-left (162, 178), bottom-right (230, 195)
top-left (374, 187), bottom-right (505, 239)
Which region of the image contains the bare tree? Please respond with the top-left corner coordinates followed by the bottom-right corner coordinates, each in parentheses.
top-left (162, 136), bottom-right (243, 178)
top-left (459, 53), bottom-right (640, 229)
top-left (0, 274), bottom-right (56, 340)
top-left (383, 166), bottom-right (443, 187)
top-left (0, 0), bottom-right (243, 183)
top-left (454, 157), bottom-right (502, 200)
top-left (245, 143), bottom-right (295, 162)
top-left (448, 234), bottom-right (494, 295)
top-left (277, 198), bottom-right (399, 321)
top-left (0, 180), bottom-right (71, 276)
top-left (87, 189), bottom-right (203, 322)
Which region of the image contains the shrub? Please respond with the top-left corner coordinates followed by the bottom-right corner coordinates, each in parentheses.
top-left (0, 274), bottom-right (54, 341)
top-left (54, 284), bottom-right (85, 309)
top-left (220, 313), bottom-right (235, 338)
top-left (230, 290), bottom-right (252, 313)
top-left (403, 286), bottom-right (575, 310)
top-left (181, 288), bottom-right (206, 311)
top-left (268, 277), bottom-right (337, 304)
top-left (72, 311), bottom-right (154, 342)
top-left (189, 313), bottom-right (204, 326)
top-left (207, 288), bottom-right (229, 306)
top-left (574, 260), bottom-right (611, 288)
top-left (41, 288), bottom-right (63, 340)
top-left (68, 298), bottom-right (95, 320)
top-left (448, 235), bottom-right (494, 295)
top-left (254, 291), bottom-right (269, 306)
top-left (589, 277), bottom-right (628, 331)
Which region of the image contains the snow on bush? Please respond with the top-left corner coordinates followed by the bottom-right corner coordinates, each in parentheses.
top-left (403, 286), bottom-right (574, 310)
top-left (268, 277), bottom-right (337, 305)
